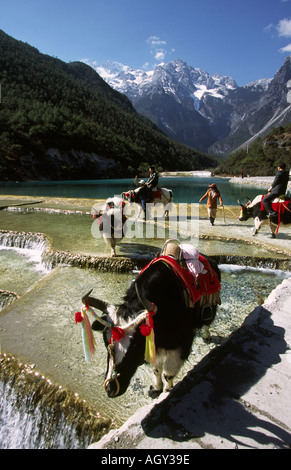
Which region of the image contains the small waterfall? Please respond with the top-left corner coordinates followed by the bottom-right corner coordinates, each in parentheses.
top-left (0, 230), bottom-right (49, 252)
top-left (1, 230), bottom-right (291, 273)
top-left (5, 206), bottom-right (90, 216)
top-left (41, 248), bottom-right (140, 271)
top-left (0, 230), bottom-right (141, 272)
top-left (212, 254), bottom-right (291, 272)
top-left (0, 353), bottom-right (113, 449)
top-left (0, 290), bottom-right (19, 311)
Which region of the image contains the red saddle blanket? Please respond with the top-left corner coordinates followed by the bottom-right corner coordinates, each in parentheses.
top-left (140, 255), bottom-right (221, 306)
top-left (151, 188), bottom-right (162, 199)
top-left (260, 196), bottom-right (291, 213)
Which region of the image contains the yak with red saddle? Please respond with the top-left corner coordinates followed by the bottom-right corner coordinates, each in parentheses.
top-left (238, 194), bottom-right (291, 237)
top-left (76, 241), bottom-right (221, 398)
top-left (122, 185), bottom-right (173, 219)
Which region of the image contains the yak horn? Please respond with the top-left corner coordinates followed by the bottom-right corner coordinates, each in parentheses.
top-left (135, 282), bottom-right (156, 313)
top-left (237, 199), bottom-right (244, 206)
top-left (82, 289), bottom-right (109, 312)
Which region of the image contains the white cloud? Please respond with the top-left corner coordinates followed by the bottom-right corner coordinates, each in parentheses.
top-left (147, 36), bottom-right (167, 47)
top-left (266, 18), bottom-right (291, 54)
top-left (146, 35), bottom-right (169, 66)
top-left (264, 23), bottom-right (274, 34)
top-left (277, 18), bottom-right (291, 37)
top-left (145, 35), bottom-right (176, 68)
top-left (280, 43), bottom-right (291, 52)
top-left (155, 51), bottom-right (165, 61)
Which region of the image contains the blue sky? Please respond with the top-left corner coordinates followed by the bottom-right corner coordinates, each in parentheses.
top-left (1, 0), bottom-right (291, 85)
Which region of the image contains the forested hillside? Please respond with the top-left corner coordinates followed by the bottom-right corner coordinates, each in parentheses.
top-left (0, 30), bottom-right (216, 181)
top-left (214, 124), bottom-right (291, 176)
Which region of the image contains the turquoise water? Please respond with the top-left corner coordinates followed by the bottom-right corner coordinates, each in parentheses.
top-left (0, 177), bottom-right (262, 205)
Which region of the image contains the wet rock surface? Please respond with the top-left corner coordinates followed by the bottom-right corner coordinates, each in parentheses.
top-left (0, 353), bottom-right (112, 448)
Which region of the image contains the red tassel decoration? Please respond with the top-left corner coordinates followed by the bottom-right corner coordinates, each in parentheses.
top-left (139, 311), bottom-right (154, 337)
top-left (139, 323), bottom-right (152, 337)
top-left (75, 311), bottom-right (83, 324)
top-left (111, 327), bottom-right (125, 342)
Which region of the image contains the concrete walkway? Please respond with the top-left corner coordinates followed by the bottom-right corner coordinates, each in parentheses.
top-left (90, 276), bottom-right (291, 450)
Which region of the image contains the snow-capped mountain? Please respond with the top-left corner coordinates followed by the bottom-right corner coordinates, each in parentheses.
top-left (87, 58), bottom-right (291, 155)
top-left (93, 61), bottom-right (154, 99)
top-left (94, 59), bottom-right (237, 107)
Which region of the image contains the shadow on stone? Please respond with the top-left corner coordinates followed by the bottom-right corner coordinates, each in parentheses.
top-left (140, 307), bottom-right (291, 449)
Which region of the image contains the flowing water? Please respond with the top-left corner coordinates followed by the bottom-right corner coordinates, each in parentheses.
top-left (0, 237), bottom-right (290, 448)
top-left (0, 369), bottom-right (110, 449)
top-left (0, 179), bottom-right (290, 449)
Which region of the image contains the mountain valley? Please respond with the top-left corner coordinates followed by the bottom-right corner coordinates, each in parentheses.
top-left (91, 58), bottom-right (291, 156)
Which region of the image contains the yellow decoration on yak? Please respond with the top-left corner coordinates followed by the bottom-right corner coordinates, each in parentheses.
top-left (144, 329), bottom-right (156, 366)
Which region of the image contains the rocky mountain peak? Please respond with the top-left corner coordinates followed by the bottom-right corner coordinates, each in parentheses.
top-left (88, 57), bottom-right (291, 156)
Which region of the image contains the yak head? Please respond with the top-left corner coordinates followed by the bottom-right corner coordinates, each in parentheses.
top-left (122, 186), bottom-right (147, 204)
top-left (81, 287), bottom-right (155, 398)
top-left (122, 189), bottom-right (137, 204)
top-left (238, 197), bottom-right (253, 221)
